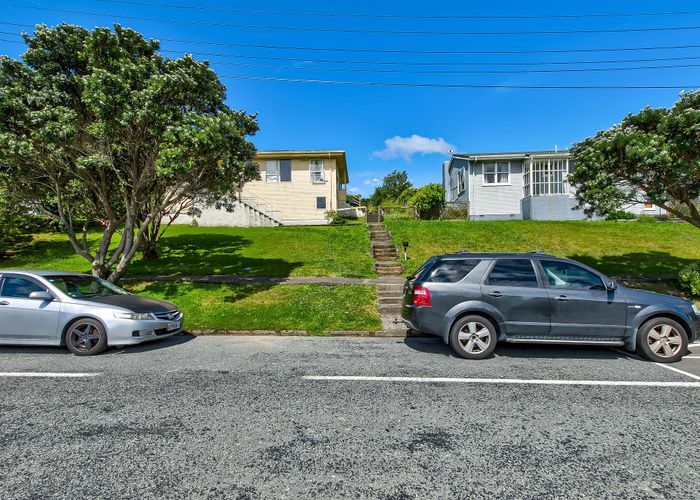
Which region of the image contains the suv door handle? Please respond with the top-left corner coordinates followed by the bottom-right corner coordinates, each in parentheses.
top-left (0, 301), bottom-right (9, 306)
top-left (555, 295), bottom-right (569, 302)
top-left (488, 291), bottom-right (503, 298)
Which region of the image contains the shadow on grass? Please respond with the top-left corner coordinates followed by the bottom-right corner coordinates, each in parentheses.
top-left (127, 233), bottom-right (302, 278)
top-left (569, 251), bottom-right (698, 277)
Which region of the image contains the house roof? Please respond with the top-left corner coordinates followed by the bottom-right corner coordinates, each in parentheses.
top-left (255, 150), bottom-right (349, 183)
top-left (452, 150), bottom-right (570, 161)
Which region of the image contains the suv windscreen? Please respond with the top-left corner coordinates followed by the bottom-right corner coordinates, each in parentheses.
top-left (486, 259), bottom-right (539, 287)
top-left (424, 259), bottom-right (480, 283)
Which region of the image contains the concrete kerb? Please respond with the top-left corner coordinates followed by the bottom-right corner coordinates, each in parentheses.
top-left (186, 330), bottom-right (427, 338)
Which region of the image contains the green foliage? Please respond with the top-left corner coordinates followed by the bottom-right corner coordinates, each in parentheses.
top-left (325, 210), bottom-right (349, 225)
top-left (0, 188), bottom-right (28, 257)
top-left (679, 263), bottom-right (700, 297)
top-left (637, 213), bottom-right (657, 223)
top-left (408, 183), bottom-right (445, 219)
top-left (370, 170), bottom-right (413, 205)
top-left (605, 210), bottom-right (636, 221)
top-left (0, 24), bottom-right (259, 281)
top-left (569, 90), bottom-right (700, 228)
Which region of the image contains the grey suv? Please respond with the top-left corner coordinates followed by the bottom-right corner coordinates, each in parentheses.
top-left (402, 252), bottom-right (699, 362)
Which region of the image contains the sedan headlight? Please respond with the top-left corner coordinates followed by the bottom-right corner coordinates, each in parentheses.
top-left (693, 303), bottom-right (700, 317)
top-left (113, 312), bottom-right (155, 320)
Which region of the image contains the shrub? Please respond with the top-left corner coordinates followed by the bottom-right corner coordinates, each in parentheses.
top-left (605, 210), bottom-right (636, 221)
top-left (637, 213), bottom-right (657, 223)
top-left (408, 184), bottom-right (445, 220)
top-left (325, 210), bottom-right (349, 225)
top-left (679, 263), bottom-right (700, 297)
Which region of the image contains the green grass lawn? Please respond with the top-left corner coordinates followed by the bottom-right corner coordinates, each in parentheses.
top-left (1, 223), bottom-right (376, 278)
top-left (386, 220), bottom-right (700, 278)
top-left (126, 282), bottom-right (381, 334)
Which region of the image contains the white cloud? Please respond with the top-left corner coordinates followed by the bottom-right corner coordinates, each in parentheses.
top-left (363, 178), bottom-right (381, 186)
top-left (372, 134), bottom-right (455, 161)
top-left (347, 187), bottom-right (361, 194)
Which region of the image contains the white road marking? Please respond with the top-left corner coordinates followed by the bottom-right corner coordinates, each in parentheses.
top-left (610, 348), bottom-right (700, 381)
top-left (684, 356), bottom-right (700, 359)
top-left (0, 372), bottom-right (99, 378)
top-left (303, 375), bottom-right (700, 388)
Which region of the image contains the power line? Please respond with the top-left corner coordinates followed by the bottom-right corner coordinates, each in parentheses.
top-left (220, 75), bottom-right (696, 90)
top-left (5, 28), bottom-right (700, 68)
top-left (5, 21), bottom-right (700, 56)
top-left (203, 60), bottom-right (700, 75)
top-left (5, 2), bottom-right (700, 36)
top-left (92, 0), bottom-right (700, 21)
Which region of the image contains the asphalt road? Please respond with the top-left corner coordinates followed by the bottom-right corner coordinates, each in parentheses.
top-left (1, 336), bottom-right (699, 499)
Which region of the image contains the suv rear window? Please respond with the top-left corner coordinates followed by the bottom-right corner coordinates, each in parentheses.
top-left (424, 259), bottom-right (480, 283)
top-left (486, 259), bottom-right (539, 287)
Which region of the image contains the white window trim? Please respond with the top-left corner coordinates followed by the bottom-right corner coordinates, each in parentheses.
top-left (482, 161), bottom-right (511, 187)
top-left (265, 160), bottom-right (279, 183)
top-left (457, 167), bottom-right (466, 195)
top-left (310, 159), bottom-right (326, 184)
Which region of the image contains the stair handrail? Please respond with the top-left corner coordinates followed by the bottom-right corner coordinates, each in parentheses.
top-left (238, 192), bottom-right (282, 222)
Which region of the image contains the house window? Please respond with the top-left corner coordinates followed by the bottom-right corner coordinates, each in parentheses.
top-left (457, 168), bottom-right (466, 195)
top-left (310, 159), bottom-right (326, 183)
top-left (483, 162), bottom-right (510, 185)
top-left (316, 196), bottom-right (327, 209)
top-left (266, 160), bottom-right (292, 182)
top-left (643, 201), bottom-right (654, 210)
top-left (524, 158), bottom-right (569, 197)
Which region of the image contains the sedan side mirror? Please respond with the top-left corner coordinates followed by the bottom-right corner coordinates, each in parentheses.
top-left (29, 291), bottom-right (54, 301)
top-left (606, 281), bottom-right (618, 292)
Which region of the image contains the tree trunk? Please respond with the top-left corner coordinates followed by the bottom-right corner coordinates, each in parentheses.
top-left (140, 239), bottom-right (159, 261)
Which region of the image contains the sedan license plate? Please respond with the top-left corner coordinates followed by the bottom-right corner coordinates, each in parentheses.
top-left (167, 321), bottom-right (180, 331)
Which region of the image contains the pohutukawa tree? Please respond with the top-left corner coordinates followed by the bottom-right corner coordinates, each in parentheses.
top-left (569, 90), bottom-right (700, 228)
top-left (0, 24), bottom-right (259, 281)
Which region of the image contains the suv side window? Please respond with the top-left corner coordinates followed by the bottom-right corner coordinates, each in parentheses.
top-left (0, 276), bottom-right (44, 298)
top-left (425, 259), bottom-right (480, 283)
top-left (540, 260), bottom-right (605, 291)
top-left (486, 259), bottom-right (539, 287)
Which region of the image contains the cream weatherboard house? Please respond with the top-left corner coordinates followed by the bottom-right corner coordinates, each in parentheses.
top-left (193, 150), bottom-right (355, 227)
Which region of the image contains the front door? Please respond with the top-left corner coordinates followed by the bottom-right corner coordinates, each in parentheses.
top-left (538, 260), bottom-right (627, 338)
top-left (481, 258), bottom-right (551, 336)
top-left (0, 275), bottom-right (61, 340)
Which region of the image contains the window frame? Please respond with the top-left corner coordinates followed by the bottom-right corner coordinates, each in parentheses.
top-left (0, 274), bottom-right (52, 299)
top-left (482, 258), bottom-right (542, 288)
top-left (482, 161), bottom-right (511, 186)
top-left (309, 159), bottom-right (326, 184)
top-left (316, 196), bottom-right (327, 210)
top-left (266, 160), bottom-right (292, 183)
top-left (536, 259), bottom-right (606, 292)
top-left (423, 259), bottom-right (481, 284)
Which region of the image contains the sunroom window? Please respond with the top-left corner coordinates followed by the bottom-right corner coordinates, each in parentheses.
top-left (524, 158), bottom-right (569, 197)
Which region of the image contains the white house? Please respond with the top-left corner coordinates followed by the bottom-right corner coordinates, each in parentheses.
top-left (443, 150), bottom-right (664, 220)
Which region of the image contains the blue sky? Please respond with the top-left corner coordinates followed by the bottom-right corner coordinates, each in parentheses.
top-left (2, 0), bottom-right (700, 196)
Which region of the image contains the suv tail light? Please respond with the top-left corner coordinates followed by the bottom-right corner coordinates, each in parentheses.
top-left (412, 285), bottom-right (432, 307)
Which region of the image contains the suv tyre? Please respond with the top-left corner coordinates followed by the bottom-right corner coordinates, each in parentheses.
top-left (637, 317), bottom-right (688, 363)
top-left (449, 315), bottom-right (498, 360)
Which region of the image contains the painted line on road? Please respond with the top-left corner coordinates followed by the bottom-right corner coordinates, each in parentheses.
top-left (610, 348), bottom-right (700, 381)
top-left (0, 372), bottom-right (100, 378)
top-left (303, 375), bottom-right (700, 388)
top-left (684, 355), bottom-right (700, 359)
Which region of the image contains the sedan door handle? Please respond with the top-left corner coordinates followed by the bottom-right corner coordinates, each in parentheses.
top-left (488, 291), bottom-right (503, 298)
top-left (0, 301), bottom-right (9, 306)
top-left (555, 295), bottom-right (569, 302)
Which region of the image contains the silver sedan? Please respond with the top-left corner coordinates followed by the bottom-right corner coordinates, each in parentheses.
top-left (0, 270), bottom-right (184, 355)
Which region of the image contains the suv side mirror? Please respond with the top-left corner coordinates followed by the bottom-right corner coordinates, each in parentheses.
top-left (28, 291), bottom-right (53, 301)
top-left (606, 280), bottom-right (617, 292)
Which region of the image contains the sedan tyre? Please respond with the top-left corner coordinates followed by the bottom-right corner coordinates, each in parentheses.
top-left (449, 315), bottom-right (497, 360)
top-left (637, 317), bottom-right (688, 363)
top-left (65, 318), bottom-right (108, 356)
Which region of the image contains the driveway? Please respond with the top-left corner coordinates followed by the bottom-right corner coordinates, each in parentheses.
top-left (1, 336), bottom-right (698, 499)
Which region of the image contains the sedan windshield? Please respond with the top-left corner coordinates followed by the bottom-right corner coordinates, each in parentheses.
top-left (46, 275), bottom-right (129, 299)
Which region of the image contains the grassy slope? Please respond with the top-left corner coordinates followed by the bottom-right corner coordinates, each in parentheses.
top-left (386, 220), bottom-right (700, 278)
top-left (127, 282), bottom-right (381, 334)
top-left (1, 223), bottom-right (375, 278)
